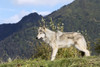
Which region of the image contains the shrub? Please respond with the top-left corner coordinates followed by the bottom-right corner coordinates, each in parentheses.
top-left (94, 38), bottom-right (100, 55)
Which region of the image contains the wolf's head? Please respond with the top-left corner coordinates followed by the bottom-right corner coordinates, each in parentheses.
top-left (36, 27), bottom-right (46, 39)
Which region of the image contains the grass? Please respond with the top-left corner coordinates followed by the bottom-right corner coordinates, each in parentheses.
top-left (0, 56), bottom-right (100, 67)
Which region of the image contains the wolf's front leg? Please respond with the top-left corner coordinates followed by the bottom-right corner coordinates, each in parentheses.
top-left (51, 47), bottom-right (58, 61)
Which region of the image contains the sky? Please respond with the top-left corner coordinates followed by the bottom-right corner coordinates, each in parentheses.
top-left (0, 0), bottom-right (74, 24)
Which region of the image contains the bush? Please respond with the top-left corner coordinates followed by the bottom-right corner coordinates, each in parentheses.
top-left (33, 42), bottom-right (51, 60)
top-left (94, 38), bottom-right (100, 55)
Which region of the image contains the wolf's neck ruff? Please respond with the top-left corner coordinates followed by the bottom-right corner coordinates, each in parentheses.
top-left (43, 28), bottom-right (56, 45)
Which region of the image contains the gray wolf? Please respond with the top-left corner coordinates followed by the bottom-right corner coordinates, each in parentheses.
top-left (36, 27), bottom-right (90, 61)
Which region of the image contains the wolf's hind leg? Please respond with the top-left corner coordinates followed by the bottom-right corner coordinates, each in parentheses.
top-left (75, 45), bottom-right (90, 56)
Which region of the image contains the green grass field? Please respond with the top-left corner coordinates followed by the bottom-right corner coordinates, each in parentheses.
top-left (0, 56), bottom-right (100, 67)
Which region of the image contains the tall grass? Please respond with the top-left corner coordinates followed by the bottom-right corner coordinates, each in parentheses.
top-left (0, 56), bottom-right (100, 67)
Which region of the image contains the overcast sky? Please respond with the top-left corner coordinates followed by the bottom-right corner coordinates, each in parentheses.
top-left (0, 0), bottom-right (74, 24)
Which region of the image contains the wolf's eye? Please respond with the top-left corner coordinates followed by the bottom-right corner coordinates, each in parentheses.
top-left (40, 30), bottom-right (42, 32)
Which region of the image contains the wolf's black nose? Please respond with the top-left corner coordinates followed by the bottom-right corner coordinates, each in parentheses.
top-left (36, 37), bottom-right (38, 39)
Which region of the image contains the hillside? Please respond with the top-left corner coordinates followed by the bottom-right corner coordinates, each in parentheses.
top-left (0, 56), bottom-right (100, 67)
top-left (0, 0), bottom-right (100, 61)
top-left (46, 0), bottom-right (100, 40)
top-left (0, 13), bottom-right (42, 41)
top-left (0, 13), bottom-right (42, 61)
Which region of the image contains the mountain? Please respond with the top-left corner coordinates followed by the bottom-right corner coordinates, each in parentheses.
top-left (0, 13), bottom-right (42, 41)
top-left (46, 0), bottom-right (100, 40)
top-left (0, 0), bottom-right (100, 61)
top-left (0, 13), bottom-right (42, 61)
